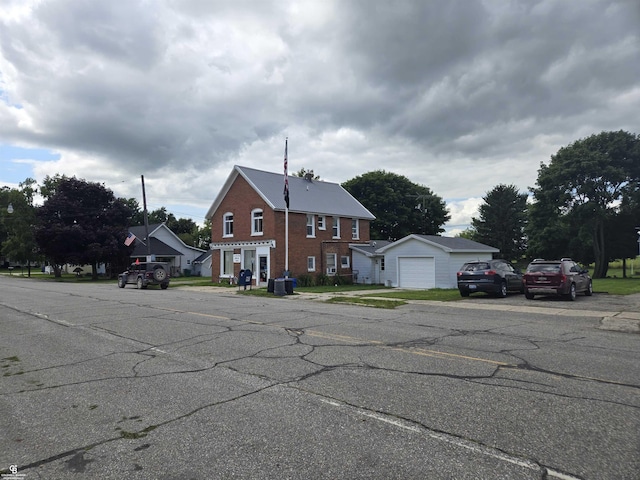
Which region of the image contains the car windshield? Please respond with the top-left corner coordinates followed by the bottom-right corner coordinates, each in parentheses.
top-left (527, 264), bottom-right (561, 273)
top-left (462, 263), bottom-right (490, 272)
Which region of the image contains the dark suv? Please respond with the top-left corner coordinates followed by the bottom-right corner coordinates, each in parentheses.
top-left (118, 262), bottom-right (170, 289)
top-left (457, 259), bottom-right (523, 298)
top-left (523, 258), bottom-right (592, 301)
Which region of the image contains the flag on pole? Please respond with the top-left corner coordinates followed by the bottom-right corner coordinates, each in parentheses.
top-left (124, 232), bottom-right (136, 246)
top-left (283, 138), bottom-right (289, 209)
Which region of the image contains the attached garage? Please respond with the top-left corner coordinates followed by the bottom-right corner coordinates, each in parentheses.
top-left (377, 234), bottom-right (499, 289)
top-left (398, 257), bottom-right (435, 289)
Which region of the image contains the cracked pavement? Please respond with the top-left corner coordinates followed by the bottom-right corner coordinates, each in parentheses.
top-left (1, 277), bottom-right (639, 479)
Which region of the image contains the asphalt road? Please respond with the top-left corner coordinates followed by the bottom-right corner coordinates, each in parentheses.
top-left (1, 277), bottom-right (639, 479)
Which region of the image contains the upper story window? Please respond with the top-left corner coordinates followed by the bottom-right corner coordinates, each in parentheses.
top-left (223, 212), bottom-right (234, 237)
top-left (307, 214), bottom-right (315, 237)
top-left (318, 215), bottom-right (326, 230)
top-left (351, 219), bottom-right (359, 240)
top-left (252, 209), bottom-right (263, 236)
top-left (332, 216), bottom-right (340, 239)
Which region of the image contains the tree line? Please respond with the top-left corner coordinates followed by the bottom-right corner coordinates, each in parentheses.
top-left (1, 130), bottom-right (637, 280)
top-left (458, 131), bottom-right (640, 278)
top-left (0, 174), bottom-right (212, 279)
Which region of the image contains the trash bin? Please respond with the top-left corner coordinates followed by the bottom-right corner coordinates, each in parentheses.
top-left (274, 278), bottom-right (286, 296)
top-left (284, 279), bottom-right (294, 295)
top-left (267, 278), bottom-right (275, 293)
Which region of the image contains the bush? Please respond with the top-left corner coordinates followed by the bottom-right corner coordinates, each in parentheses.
top-left (315, 273), bottom-right (331, 286)
top-left (296, 274), bottom-right (315, 287)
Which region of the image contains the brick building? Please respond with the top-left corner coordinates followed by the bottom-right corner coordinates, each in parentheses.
top-left (205, 165), bottom-right (375, 286)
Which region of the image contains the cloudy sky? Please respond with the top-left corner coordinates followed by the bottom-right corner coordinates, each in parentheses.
top-left (1, 0), bottom-right (638, 235)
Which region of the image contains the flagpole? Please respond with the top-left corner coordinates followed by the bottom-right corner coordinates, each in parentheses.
top-left (284, 138), bottom-right (289, 276)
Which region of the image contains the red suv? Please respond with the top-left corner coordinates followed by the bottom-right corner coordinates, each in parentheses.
top-left (523, 258), bottom-right (592, 301)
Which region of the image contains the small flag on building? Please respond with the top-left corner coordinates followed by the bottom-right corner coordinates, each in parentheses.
top-left (124, 232), bottom-right (136, 246)
top-left (283, 138), bottom-right (289, 209)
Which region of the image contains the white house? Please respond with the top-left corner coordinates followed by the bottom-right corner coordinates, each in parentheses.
top-left (350, 240), bottom-right (391, 284)
top-left (129, 223), bottom-right (206, 276)
top-left (369, 234), bottom-right (499, 289)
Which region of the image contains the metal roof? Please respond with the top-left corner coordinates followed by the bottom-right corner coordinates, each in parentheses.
top-left (376, 234), bottom-right (499, 253)
top-left (206, 165), bottom-right (375, 220)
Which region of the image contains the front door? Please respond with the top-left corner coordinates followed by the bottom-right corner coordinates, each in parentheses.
top-left (259, 255), bottom-right (268, 284)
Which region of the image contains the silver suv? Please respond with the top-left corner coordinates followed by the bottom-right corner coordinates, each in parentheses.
top-left (118, 262), bottom-right (170, 290)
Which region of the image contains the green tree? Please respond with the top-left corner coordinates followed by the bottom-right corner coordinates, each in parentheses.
top-left (528, 130), bottom-right (640, 278)
top-left (34, 177), bottom-right (134, 278)
top-left (1, 180), bottom-right (40, 276)
top-left (471, 184), bottom-right (528, 261)
top-left (342, 170), bottom-right (450, 240)
top-left (293, 168), bottom-right (320, 179)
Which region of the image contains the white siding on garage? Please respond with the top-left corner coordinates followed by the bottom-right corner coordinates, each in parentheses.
top-left (398, 257), bottom-right (435, 288)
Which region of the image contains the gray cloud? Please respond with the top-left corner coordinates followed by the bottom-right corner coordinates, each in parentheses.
top-left (0, 0), bottom-right (638, 232)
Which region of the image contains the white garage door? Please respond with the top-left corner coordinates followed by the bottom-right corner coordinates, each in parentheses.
top-left (398, 257), bottom-right (435, 289)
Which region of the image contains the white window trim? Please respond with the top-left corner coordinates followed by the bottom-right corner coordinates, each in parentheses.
top-left (223, 212), bottom-right (234, 238)
top-left (307, 214), bottom-right (316, 238)
top-left (341, 256), bottom-right (350, 268)
top-left (332, 216), bottom-right (340, 239)
top-left (251, 208), bottom-right (264, 236)
top-left (326, 253), bottom-right (337, 275)
top-left (351, 218), bottom-right (359, 240)
top-left (307, 256), bottom-right (316, 272)
top-left (318, 215), bottom-right (326, 230)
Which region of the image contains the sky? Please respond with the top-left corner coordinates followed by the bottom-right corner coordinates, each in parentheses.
top-left (1, 0), bottom-right (638, 236)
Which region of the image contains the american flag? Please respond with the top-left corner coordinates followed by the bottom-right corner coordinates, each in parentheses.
top-left (283, 138), bottom-right (289, 209)
top-left (124, 232), bottom-right (136, 246)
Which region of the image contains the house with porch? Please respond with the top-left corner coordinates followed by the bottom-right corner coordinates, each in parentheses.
top-left (128, 223), bottom-right (206, 276)
top-left (205, 165), bottom-right (375, 286)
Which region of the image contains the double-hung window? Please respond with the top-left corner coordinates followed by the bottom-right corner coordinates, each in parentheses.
top-left (351, 219), bottom-right (359, 239)
top-left (252, 209), bottom-right (263, 236)
top-left (307, 214), bottom-right (315, 237)
top-left (318, 215), bottom-right (326, 230)
top-left (307, 256), bottom-right (316, 272)
top-left (223, 213), bottom-right (234, 237)
top-left (332, 217), bottom-right (340, 239)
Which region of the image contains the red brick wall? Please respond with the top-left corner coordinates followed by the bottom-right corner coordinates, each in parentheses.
top-left (210, 174), bottom-right (370, 281)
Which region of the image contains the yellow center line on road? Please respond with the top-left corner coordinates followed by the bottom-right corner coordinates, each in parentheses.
top-left (306, 330), bottom-right (513, 366)
top-left (161, 308), bottom-right (512, 367)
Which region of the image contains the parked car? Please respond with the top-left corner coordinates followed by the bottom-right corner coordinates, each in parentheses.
top-left (118, 262), bottom-right (170, 289)
top-left (522, 258), bottom-right (592, 301)
top-left (457, 259), bottom-right (524, 298)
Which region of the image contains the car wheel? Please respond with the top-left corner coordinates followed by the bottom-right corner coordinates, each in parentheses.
top-left (525, 291), bottom-right (535, 300)
top-left (459, 289), bottom-right (469, 297)
top-left (161, 283), bottom-right (169, 290)
top-left (498, 282), bottom-right (507, 298)
top-left (137, 277), bottom-right (144, 290)
top-left (585, 280), bottom-right (593, 296)
top-left (153, 267), bottom-right (167, 282)
top-left (567, 283), bottom-right (577, 301)
top-left (118, 277), bottom-right (126, 288)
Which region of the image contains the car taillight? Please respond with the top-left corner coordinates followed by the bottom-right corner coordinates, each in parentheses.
top-left (457, 272), bottom-right (462, 276)
top-left (484, 270), bottom-right (497, 275)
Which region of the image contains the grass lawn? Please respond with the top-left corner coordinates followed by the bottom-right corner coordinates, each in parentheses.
top-left (3, 268), bottom-right (640, 297)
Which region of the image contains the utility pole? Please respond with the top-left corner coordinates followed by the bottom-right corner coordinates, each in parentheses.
top-left (141, 175), bottom-right (151, 258)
